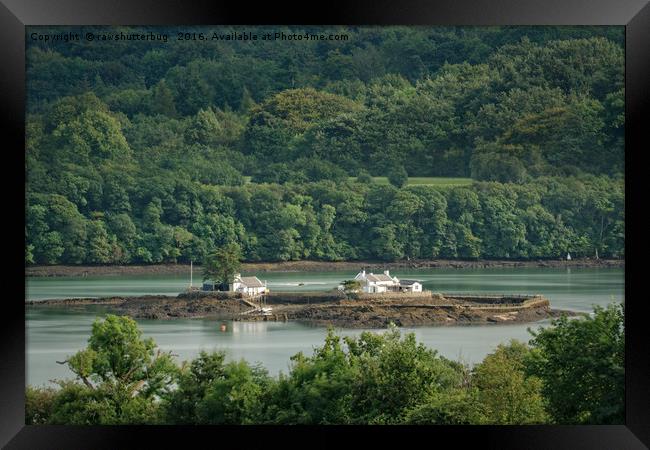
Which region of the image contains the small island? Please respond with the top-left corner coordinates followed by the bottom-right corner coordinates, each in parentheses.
top-left (26, 290), bottom-right (575, 327)
top-left (27, 246), bottom-right (578, 327)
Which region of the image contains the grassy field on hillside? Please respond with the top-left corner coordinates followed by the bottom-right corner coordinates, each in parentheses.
top-left (360, 177), bottom-right (474, 186)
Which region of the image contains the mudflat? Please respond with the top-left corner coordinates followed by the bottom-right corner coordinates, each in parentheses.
top-left (27, 291), bottom-right (578, 328)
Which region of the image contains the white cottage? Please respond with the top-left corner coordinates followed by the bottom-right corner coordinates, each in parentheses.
top-left (354, 269), bottom-right (400, 293)
top-left (398, 279), bottom-right (423, 292)
top-left (231, 273), bottom-right (267, 296)
top-left (348, 269), bottom-right (424, 294)
top-left (202, 273), bottom-right (267, 296)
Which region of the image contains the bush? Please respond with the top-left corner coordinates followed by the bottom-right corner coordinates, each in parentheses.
top-left (387, 166), bottom-right (408, 188)
top-left (356, 170), bottom-right (374, 184)
top-left (25, 386), bottom-right (57, 424)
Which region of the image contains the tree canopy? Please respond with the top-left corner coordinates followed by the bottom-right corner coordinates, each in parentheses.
top-left (26, 26), bottom-right (624, 265)
top-left (47, 315), bottom-right (177, 424)
top-left (202, 242), bottom-right (242, 286)
top-left (526, 303), bottom-right (625, 424)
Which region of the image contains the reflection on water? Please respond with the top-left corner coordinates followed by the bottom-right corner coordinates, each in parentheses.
top-left (27, 308), bottom-right (553, 387)
top-left (25, 267), bottom-right (624, 387)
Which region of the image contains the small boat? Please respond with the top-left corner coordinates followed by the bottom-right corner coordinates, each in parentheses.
top-left (298, 283), bottom-right (304, 286)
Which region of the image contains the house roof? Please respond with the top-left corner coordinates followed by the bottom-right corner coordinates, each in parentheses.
top-left (400, 279), bottom-right (421, 286)
top-left (366, 273), bottom-right (395, 282)
top-left (238, 276), bottom-right (264, 288)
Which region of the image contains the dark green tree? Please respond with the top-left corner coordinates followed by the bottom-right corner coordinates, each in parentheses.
top-left (526, 303), bottom-right (624, 424)
top-left (202, 242), bottom-right (243, 287)
top-left (472, 340), bottom-right (548, 424)
top-left (163, 350), bottom-right (227, 424)
top-left (46, 315), bottom-right (177, 424)
top-left (341, 279), bottom-right (362, 299)
top-left (387, 166), bottom-right (408, 188)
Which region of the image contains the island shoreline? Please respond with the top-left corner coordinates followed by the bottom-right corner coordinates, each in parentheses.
top-left (26, 258), bottom-right (624, 277)
top-left (26, 291), bottom-right (580, 328)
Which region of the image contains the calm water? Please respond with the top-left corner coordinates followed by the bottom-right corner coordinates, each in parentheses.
top-left (26, 267), bottom-right (624, 387)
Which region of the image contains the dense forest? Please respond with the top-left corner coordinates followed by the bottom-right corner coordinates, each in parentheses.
top-left (26, 303), bottom-right (624, 425)
top-left (25, 26), bottom-right (625, 265)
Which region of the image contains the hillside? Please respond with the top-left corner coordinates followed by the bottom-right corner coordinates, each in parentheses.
top-left (26, 26), bottom-right (625, 265)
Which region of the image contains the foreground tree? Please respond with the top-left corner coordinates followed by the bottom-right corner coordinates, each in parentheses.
top-left (262, 329), bottom-right (357, 424)
top-left (196, 361), bottom-right (271, 424)
top-left (44, 314), bottom-right (177, 424)
top-left (404, 388), bottom-right (485, 425)
top-left (526, 303), bottom-right (624, 424)
top-left (163, 351), bottom-right (271, 424)
top-left (344, 325), bottom-right (463, 424)
top-left (162, 351), bottom-right (227, 424)
top-left (472, 340), bottom-right (548, 424)
top-left (25, 385), bottom-right (57, 425)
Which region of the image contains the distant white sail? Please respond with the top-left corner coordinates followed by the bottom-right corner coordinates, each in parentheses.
top-left (566, 253), bottom-right (572, 261)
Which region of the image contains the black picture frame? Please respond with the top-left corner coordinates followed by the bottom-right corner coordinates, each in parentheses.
top-left (2, 0), bottom-right (648, 448)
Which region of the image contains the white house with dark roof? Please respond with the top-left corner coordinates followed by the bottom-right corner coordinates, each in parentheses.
top-left (398, 279), bottom-right (423, 292)
top-left (202, 273), bottom-right (267, 296)
top-left (354, 269), bottom-right (400, 293)
top-left (231, 274), bottom-right (267, 296)
top-left (350, 269), bottom-right (423, 294)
